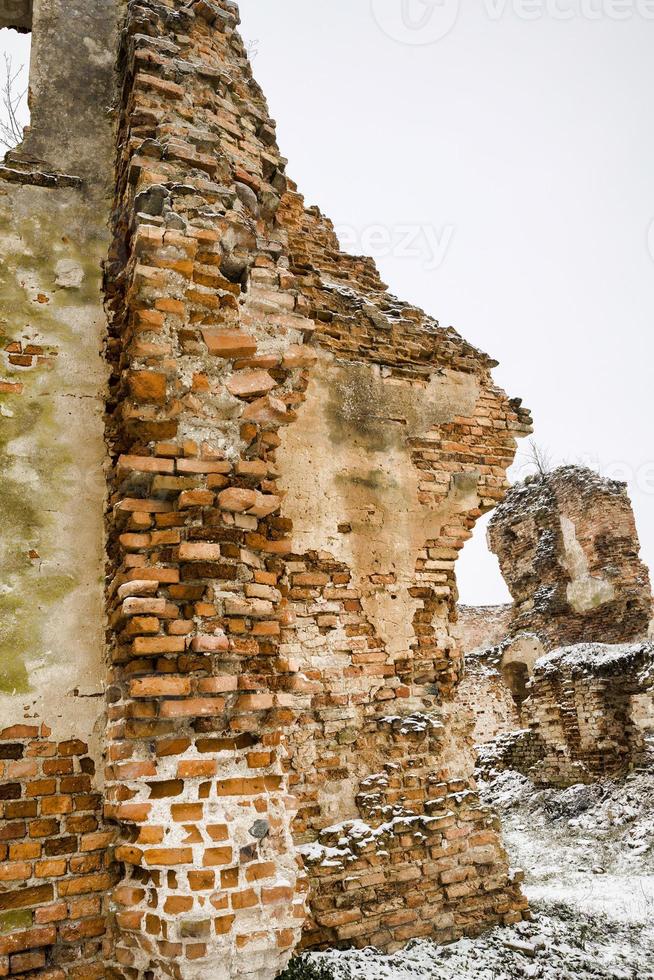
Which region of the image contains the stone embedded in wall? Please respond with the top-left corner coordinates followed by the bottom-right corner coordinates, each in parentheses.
top-left (488, 466), bottom-right (653, 651)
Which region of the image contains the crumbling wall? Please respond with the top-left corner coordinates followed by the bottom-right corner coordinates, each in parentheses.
top-left (452, 609), bottom-right (544, 746)
top-left (454, 654), bottom-right (521, 747)
top-left (455, 605), bottom-right (512, 655)
top-left (482, 643), bottom-right (654, 787)
top-left (0, 0), bottom-right (120, 976)
top-left (453, 606), bottom-right (518, 745)
top-left (488, 466), bottom-right (653, 651)
top-left (461, 469), bottom-right (654, 760)
top-left (1, 0), bottom-right (535, 975)
top-left (101, 0), bottom-right (531, 976)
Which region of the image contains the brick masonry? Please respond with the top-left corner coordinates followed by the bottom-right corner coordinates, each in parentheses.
top-left (488, 466), bottom-right (653, 651)
top-left (1, 0), bottom-right (536, 976)
top-left (458, 467), bottom-right (654, 785)
top-left (0, 725), bottom-right (113, 980)
top-left (479, 643), bottom-right (654, 787)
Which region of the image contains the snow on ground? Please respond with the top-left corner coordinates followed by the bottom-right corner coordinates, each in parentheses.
top-left (281, 763), bottom-right (654, 980)
top-left (481, 765), bottom-right (654, 927)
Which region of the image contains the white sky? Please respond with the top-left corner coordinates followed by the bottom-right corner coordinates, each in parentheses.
top-left (3, 4), bottom-right (654, 604)
top-left (0, 28), bottom-right (30, 130)
top-left (238, 0), bottom-right (654, 604)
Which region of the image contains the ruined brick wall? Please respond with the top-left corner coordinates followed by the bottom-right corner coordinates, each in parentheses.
top-left (454, 605), bottom-right (512, 655)
top-left (0, 0), bottom-right (121, 975)
top-left (481, 643), bottom-right (654, 787)
top-left (2, 0), bottom-right (535, 975)
top-left (453, 652), bottom-right (521, 747)
top-left (452, 609), bottom-right (544, 746)
top-left (102, 0), bottom-right (532, 973)
top-left (458, 469), bottom-right (654, 765)
top-left (523, 642), bottom-right (654, 786)
top-left (488, 466), bottom-right (653, 651)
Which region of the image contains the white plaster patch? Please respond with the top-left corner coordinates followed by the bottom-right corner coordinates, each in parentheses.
top-left (277, 354), bottom-right (481, 659)
top-left (561, 516), bottom-right (615, 613)
top-left (55, 258), bottom-right (85, 289)
top-left (82, 36), bottom-right (115, 67)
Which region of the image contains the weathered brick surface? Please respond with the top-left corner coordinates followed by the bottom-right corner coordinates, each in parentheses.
top-left (454, 469), bottom-right (654, 783)
top-left (523, 643), bottom-right (654, 786)
top-left (101, 0), bottom-right (531, 974)
top-left (488, 466), bottom-right (653, 650)
top-left (479, 643), bottom-right (654, 787)
top-left (1, 0), bottom-right (535, 975)
top-left (0, 727), bottom-right (113, 976)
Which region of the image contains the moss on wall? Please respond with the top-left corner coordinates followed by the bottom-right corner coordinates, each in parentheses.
top-left (0, 189), bottom-right (106, 700)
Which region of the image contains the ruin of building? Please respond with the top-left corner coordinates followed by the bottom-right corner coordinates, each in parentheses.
top-left (478, 641), bottom-right (654, 787)
top-left (452, 468), bottom-right (654, 754)
top-left (488, 466), bottom-right (653, 654)
top-left (454, 468), bottom-right (654, 784)
top-left (0, 1), bottom-right (535, 976)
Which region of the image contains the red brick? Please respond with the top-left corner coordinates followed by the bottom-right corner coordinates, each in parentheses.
top-left (159, 698), bottom-right (225, 718)
top-left (0, 926), bottom-right (55, 956)
top-left (130, 676), bottom-right (191, 698)
top-left (144, 848), bottom-right (193, 866)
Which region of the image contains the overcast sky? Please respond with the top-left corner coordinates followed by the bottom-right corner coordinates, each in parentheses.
top-left (3, 3), bottom-right (654, 604)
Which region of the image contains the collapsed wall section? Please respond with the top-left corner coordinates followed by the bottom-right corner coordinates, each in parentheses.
top-left (102, 0), bottom-right (532, 975)
top-left (488, 467), bottom-right (653, 651)
top-left (480, 643), bottom-right (654, 787)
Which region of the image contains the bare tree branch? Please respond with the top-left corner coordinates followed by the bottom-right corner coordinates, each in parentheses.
top-left (0, 54), bottom-right (27, 151)
top-left (518, 439), bottom-right (554, 479)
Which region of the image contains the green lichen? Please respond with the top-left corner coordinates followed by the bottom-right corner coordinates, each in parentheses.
top-left (0, 910), bottom-right (33, 935)
top-left (0, 191), bottom-right (104, 695)
top-left (0, 389), bottom-right (78, 694)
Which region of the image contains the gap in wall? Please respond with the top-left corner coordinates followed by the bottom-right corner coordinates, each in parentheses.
top-left (0, 26), bottom-right (32, 154)
top-left (456, 512), bottom-right (511, 607)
